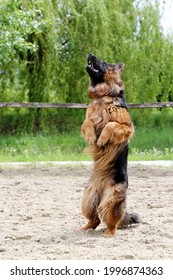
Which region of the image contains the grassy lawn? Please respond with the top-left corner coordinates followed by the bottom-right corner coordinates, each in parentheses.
top-left (0, 126), bottom-right (172, 162)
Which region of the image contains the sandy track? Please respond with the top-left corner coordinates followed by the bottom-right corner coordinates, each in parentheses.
top-left (0, 163), bottom-right (173, 260)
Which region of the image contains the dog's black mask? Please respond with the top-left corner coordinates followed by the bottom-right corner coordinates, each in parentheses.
top-left (86, 53), bottom-right (107, 87)
top-left (86, 53), bottom-right (124, 88)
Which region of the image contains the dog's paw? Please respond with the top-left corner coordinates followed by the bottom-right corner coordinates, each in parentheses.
top-left (86, 134), bottom-right (97, 144)
top-left (104, 227), bottom-right (116, 237)
top-left (82, 127), bottom-right (97, 144)
top-left (97, 135), bottom-right (109, 146)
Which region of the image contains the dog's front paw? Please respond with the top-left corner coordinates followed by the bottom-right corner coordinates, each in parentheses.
top-left (97, 134), bottom-right (109, 146)
top-left (83, 130), bottom-right (97, 144)
top-left (82, 128), bottom-right (97, 144)
top-left (86, 134), bottom-right (97, 144)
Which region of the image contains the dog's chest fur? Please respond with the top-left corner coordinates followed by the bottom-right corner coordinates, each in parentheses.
top-left (86, 97), bottom-right (131, 138)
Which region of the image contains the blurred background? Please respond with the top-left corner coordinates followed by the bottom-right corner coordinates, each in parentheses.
top-left (0, 0), bottom-right (173, 161)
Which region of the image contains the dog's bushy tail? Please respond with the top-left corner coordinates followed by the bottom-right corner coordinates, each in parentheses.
top-left (119, 212), bottom-right (140, 228)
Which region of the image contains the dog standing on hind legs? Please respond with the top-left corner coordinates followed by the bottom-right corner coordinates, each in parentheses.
top-left (79, 53), bottom-right (140, 237)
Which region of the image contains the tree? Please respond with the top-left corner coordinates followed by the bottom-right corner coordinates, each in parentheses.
top-left (0, 0), bottom-right (173, 133)
top-left (0, 0), bottom-right (56, 132)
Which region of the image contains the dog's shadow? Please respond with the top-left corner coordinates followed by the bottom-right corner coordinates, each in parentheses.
top-left (74, 224), bottom-right (140, 239)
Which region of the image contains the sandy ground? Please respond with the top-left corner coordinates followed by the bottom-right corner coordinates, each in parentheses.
top-left (0, 162), bottom-right (173, 260)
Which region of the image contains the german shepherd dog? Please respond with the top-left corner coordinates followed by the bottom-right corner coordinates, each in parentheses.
top-left (79, 54), bottom-right (140, 237)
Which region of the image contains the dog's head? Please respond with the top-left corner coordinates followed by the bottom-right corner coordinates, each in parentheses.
top-left (86, 53), bottom-right (124, 98)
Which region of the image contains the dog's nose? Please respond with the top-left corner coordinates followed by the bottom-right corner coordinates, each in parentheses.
top-left (88, 53), bottom-right (94, 61)
top-left (88, 53), bottom-right (94, 58)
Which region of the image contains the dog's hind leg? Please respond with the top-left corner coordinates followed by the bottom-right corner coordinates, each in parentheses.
top-left (79, 215), bottom-right (100, 230)
top-left (79, 185), bottom-right (101, 231)
top-left (97, 185), bottom-right (126, 237)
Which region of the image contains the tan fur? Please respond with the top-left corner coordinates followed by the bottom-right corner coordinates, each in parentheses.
top-left (80, 65), bottom-right (134, 237)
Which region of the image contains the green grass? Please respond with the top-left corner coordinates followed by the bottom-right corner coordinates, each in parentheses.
top-left (0, 126), bottom-right (172, 162)
top-left (0, 133), bottom-right (90, 162)
top-left (129, 126), bottom-right (173, 160)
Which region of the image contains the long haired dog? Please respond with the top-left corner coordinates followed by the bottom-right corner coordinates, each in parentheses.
top-left (80, 53), bottom-right (140, 237)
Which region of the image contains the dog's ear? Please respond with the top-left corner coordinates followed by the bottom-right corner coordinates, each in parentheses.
top-left (115, 63), bottom-right (124, 73)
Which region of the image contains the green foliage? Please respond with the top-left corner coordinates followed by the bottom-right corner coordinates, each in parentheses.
top-left (0, 0), bottom-right (173, 133)
top-left (0, 0), bottom-right (54, 61)
top-left (131, 108), bottom-right (173, 128)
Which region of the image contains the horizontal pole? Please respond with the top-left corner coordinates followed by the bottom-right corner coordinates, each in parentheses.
top-left (0, 102), bottom-right (88, 109)
top-left (128, 102), bottom-right (173, 108)
top-left (0, 102), bottom-right (173, 109)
